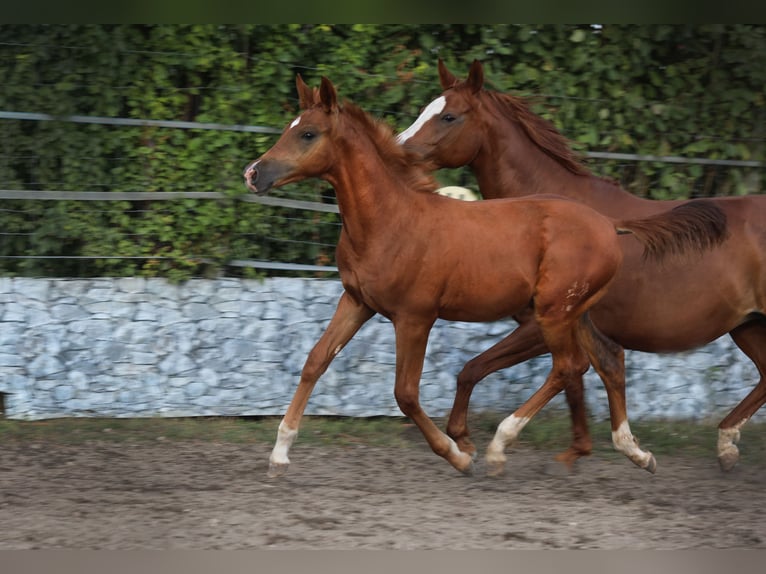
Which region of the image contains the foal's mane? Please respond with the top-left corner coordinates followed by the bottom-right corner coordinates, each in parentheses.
top-left (483, 89), bottom-right (592, 178)
top-left (341, 101), bottom-right (439, 195)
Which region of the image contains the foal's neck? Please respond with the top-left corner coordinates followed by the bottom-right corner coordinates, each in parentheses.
top-left (326, 127), bottom-right (422, 242)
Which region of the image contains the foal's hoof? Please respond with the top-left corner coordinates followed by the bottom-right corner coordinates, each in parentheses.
top-left (644, 454), bottom-right (657, 474)
top-left (455, 438), bottom-right (478, 460)
top-left (718, 450), bottom-right (740, 472)
top-left (267, 462), bottom-right (289, 478)
top-left (551, 447), bottom-right (588, 474)
top-left (543, 459), bottom-right (575, 477)
top-left (485, 459), bottom-right (506, 478)
top-left (457, 460), bottom-right (475, 476)
top-left (453, 452), bottom-right (475, 476)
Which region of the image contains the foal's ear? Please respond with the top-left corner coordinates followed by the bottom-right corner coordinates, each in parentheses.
top-left (438, 58), bottom-right (458, 89)
top-left (318, 76), bottom-right (338, 112)
top-left (296, 74), bottom-right (316, 110)
top-left (466, 60), bottom-right (484, 94)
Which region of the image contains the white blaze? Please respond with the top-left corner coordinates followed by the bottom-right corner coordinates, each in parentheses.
top-left (396, 96), bottom-right (446, 144)
top-left (289, 116), bottom-right (301, 129)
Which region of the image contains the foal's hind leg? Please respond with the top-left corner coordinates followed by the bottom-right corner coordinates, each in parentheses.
top-left (268, 292), bottom-right (375, 477)
top-left (718, 319), bottom-right (766, 471)
top-left (485, 321), bottom-right (590, 476)
top-left (447, 318), bottom-right (592, 467)
top-left (446, 318), bottom-right (550, 457)
top-left (576, 314), bottom-right (656, 473)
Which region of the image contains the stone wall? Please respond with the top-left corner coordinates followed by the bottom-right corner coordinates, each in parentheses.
top-left (0, 277), bottom-right (761, 422)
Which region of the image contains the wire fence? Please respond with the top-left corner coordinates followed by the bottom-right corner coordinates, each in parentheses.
top-left (0, 110), bottom-right (766, 276)
top-left (1, 110), bottom-right (764, 277)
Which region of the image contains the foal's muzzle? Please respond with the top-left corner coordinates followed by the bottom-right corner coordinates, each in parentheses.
top-left (243, 162), bottom-right (260, 193)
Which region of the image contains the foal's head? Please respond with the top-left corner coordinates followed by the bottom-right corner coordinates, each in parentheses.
top-left (244, 75), bottom-right (437, 196)
top-left (244, 75), bottom-right (341, 194)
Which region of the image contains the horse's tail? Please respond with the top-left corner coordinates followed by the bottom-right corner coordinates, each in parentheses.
top-left (615, 199), bottom-right (729, 261)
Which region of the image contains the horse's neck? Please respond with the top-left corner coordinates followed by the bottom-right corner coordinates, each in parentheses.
top-left (473, 144), bottom-right (669, 218)
top-left (326, 140), bottom-right (415, 246)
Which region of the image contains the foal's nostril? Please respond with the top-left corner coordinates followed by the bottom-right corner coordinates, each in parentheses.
top-left (244, 164), bottom-right (259, 187)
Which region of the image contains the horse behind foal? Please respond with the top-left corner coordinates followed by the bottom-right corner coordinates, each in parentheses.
top-left (244, 74), bottom-right (727, 477)
top-left (398, 59), bottom-right (764, 472)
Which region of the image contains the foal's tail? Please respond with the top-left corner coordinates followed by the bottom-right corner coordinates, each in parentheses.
top-left (615, 199), bottom-right (729, 260)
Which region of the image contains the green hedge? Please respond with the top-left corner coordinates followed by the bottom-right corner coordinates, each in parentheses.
top-left (0, 25), bottom-right (763, 279)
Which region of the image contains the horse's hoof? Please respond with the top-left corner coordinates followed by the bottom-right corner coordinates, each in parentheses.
top-left (457, 459), bottom-right (475, 476)
top-left (485, 459), bottom-right (506, 478)
top-left (644, 454), bottom-right (657, 474)
top-left (718, 451), bottom-right (739, 472)
top-left (543, 459), bottom-right (574, 477)
top-left (553, 447), bottom-right (586, 473)
top-left (267, 462), bottom-right (289, 478)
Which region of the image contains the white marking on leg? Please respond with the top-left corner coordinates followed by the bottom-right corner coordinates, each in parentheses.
top-left (445, 436), bottom-right (473, 473)
top-left (332, 344), bottom-right (343, 356)
top-left (611, 420), bottom-right (652, 468)
top-left (289, 116), bottom-right (301, 130)
top-left (486, 414), bottom-right (530, 463)
top-left (269, 419), bottom-right (298, 466)
top-left (396, 96), bottom-right (446, 144)
top-left (447, 437), bottom-right (462, 458)
top-left (718, 417), bottom-right (748, 460)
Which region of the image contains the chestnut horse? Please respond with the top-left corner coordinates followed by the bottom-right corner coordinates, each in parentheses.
top-left (398, 59), bottom-right (766, 471)
top-left (244, 75), bottom-right (726, 477)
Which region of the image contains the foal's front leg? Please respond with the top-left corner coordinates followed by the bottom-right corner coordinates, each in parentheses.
top-left (268, 291), bottom-right (375, 477)
top-left (393, 318), bottom-right (474, 474)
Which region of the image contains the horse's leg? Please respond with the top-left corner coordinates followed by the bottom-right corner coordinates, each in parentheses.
top-left (485, 320), bottom-right (590, 477)
top-left (576, 314), bottom-right (656, 473)
top-left (268, 291), bottom-right (375, 477)
top-left (718, 319), bottom-right (766, 471)
top-left (447, 319), bottom-right (592, 468)
top-left (393, 318), bottom-right (474, 474)
top-left (447, 319), bottom-right (549, 456)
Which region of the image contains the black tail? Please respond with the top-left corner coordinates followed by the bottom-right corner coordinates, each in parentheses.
top-left (615, 200), bottom-right (729, 261)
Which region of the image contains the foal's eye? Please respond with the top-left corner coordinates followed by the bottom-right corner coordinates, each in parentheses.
top-left (301, 131), bottom-right (316, 141)
top-left (441, 113), bottom-right (456, 123)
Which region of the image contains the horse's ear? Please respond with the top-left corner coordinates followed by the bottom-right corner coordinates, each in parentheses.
top-left (318, 76), bottom-right (338, 112)
top-left (438, 58), bottom-right (458, 89)
top-left (296, 74), bottom-right (316, 110)
top-left (466, 60), bottom-right (484, 94)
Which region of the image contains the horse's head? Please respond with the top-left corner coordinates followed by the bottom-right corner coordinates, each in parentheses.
top-left (396, 59), bottom-right (487, 168)
top-left (244, 75), bottom-right (339, 194)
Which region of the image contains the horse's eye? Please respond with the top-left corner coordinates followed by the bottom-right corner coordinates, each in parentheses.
top-left (441, 114), bottom-right (456, 123)
top-left (301, 131), bottom-right (316, 140)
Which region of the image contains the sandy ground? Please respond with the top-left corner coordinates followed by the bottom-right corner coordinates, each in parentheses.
top-left (1, 434), bottom-right (765, 550)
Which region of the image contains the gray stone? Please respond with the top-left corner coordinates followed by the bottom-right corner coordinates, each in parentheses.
top-left (159, 352), bottom-right (197, 375)
top-left (50, 304), bottom-right (89, 322)
top-left (184, 381), bottom-right (207, 398)
top-left (52, 385), bottom-right (76, 402)
top-left (14, 278), bottom-right (50, 301)
top-left (183, 302), bottom-right (218, 320)
top-left (28, 355), bottom-right (65, 377)
top-left (116, 277), bottom-right (147, 293)
top-left (2, 302), bottom-right (26, 322)
top-left (0, 353), bottom-right (25, 368)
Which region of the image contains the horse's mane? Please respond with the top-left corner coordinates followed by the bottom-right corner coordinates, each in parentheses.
top-left (341, 101), bottom-right (439, 195)
top-left (483, 90), bottom-right (592, 178)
